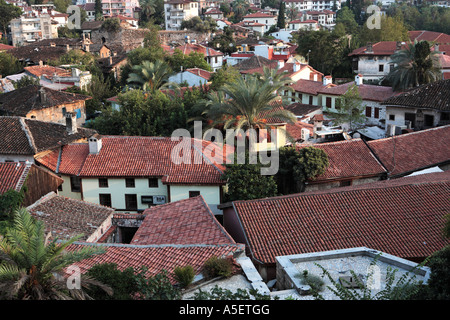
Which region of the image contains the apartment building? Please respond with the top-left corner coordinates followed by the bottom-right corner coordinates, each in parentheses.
top-left (102, 0), bottom-right (140, 18)
top-left (10, 15), bottom-right (58, 46)
top-left (164, 0), bottom-right (199, 31)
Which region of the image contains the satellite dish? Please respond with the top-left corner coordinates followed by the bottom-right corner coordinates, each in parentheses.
top-left (353, 133), bottom-right (361, 139)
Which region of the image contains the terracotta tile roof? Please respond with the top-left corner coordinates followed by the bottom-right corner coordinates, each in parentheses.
top-left (439, 53), bottom-right (450, 69)
top-left (0, 162), bottom-right (31, 194)
top-left (0, 85), bottom-right (91, 117)
top-left (131, 196), bottom-right (235, 245)
top-left (7, 45), bottom-right (68, 63)
top-left (286, 122), bottom-right (314, 141)
top-left (24, 65), bottom-right (71, 80)
top-left (28, 192), bottom-right (114, 242)
top-left (381, 79), bottom-right (450, 111)
top-left (290, 79), bottom-right (330, 95)
top-left (234, 54), bottom-right (278, 74)
top-left (348, 41), bottom-right (408, 56)
top-left (408, 30), bottom-right (450, 44)
top-left (319, 81), bottom-right (397, 102)
top-left (0, 43), bottom-right (15, 51)
top-left (37, 136), bottom-right (226, 185)
top-left (186, 68), bottom-right (213, 80)
top-left (297, 139), bottom-right (387, 182)
top-left (66, 242), bottom-right (244, 282)
top-left (285, 103), bottom-right (321, 116)
top-left (367, 125), bottom-right (450, 177)
top-left (243, 13), bottom-right (276, 18)
top-left (230, 172), bottom-right (450, 265)
top-left (0, 116), bottom-right (96, 156)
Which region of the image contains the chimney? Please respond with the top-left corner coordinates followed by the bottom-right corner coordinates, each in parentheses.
top-left (355, 74), bottom-right (363, 86)
top-left (293, 61), bottom-right (300, 72)
top-left (66, 44), bottom-right (70, 52)
top-left (88, 134), bottom-right (102, 154)
top-left (323, 75), bottom-right (332, 86)
top-left (396, 41), bottom-right (402, 51)
top-left (65, 112), bottom-right (77, 134)
top-left (366, 42), bottom-right (373, 54)
top-left (39, 86), bottom-right (46, 104)
top-left (109, 56), bottom-right (113, 66)
top-left (277, 60), bottom-right (285, 69)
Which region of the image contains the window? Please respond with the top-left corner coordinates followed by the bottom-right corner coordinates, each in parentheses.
top-left (189, 191), bottom-right (200, 198)
top-left (441, 113), bottom-right (450, 121)
top-left (379, 64), bottom-right (384, 72)
top-left (148, 178), bottom-right (158, 188)
top-left (340, 180), bottom-right (352, 187)
top-left (99, 178), bottom-right (108, 188)
top-left (365, 106), bottom-right (372, 117)
top-left (125, 178), bottom-right (135, 188)
top-left (99, 194), bottom-right (112, 207)
top-left (70, 176), bottom-right (81, 192)
top-left (326, 97), bottom-right (332, 108)
top-left (374, 107), bottom-right (380, 119)
top-left (389, 114), bottom-right (395, 121)
top-left (125, 194), bottom-right (138, 211)
top-left (62, 107), bottom-right (67, 115)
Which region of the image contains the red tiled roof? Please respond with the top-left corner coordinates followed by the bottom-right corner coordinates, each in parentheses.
top-left (367, 125), bottom-right (450, 177)
top-left (0, 43), bottom-right (15, 51)
top-left (381, 79), bottom-right (450, 111)
top-left (66, 242), bottom-right (244, 282)
top-left (28, 192), bottom-right (114, 242)
top-left (349, 41), bottom-right (408, 56)
top-left (0, 162), bottom-right (31, 194)
top-left (319, 82), bottom-right (396, 102)
top-left (286, 122), bottom-right (314, 141)
top-left (297, 139), bottom-right (387, 182)
top-left (243, 13), bottom-right (276, 18)
top-left (37, 136), bottom-right (226, 185)
top-left (290, 79), bottom-right (332, 96)
top-left (131, 196), bottom-right (235, 245)
top-left (230, 172), bottom-right (450, 265)
top-left (408, 30), bottom-right (450, 44)
top-left (24, 65), bottom-right (71, 80)
top-left (186, 68), bottom-right (213, 80)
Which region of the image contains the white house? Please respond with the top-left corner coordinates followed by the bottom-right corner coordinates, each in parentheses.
top-left (164, 0), bottom-right (199, 30)
top-left (288, 19), bottom-right (319, 31)
top-left (168, 68), bottom-right (212, 86)
top-left (242, 12), bottom-right (277, 33)
top-left (35, 135), bottom-right (227, 214)
top-left (284, 0), bottom-right (341, 12)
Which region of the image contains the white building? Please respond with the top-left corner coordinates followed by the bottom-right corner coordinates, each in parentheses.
top-left (284, 0), bottom-right (341, 12)
top-left (242, 12), bottom-right (277, 33)
top-left (164, 0), bottom-right (199, 31)
top-left (168, 68), bottom-right (212, 86)
top-left (288, 19), bottom-right (319, 31)
top-left (10, 15), bottom-right (59, 46)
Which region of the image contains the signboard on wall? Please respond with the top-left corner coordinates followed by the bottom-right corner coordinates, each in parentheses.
top-left (141, 195), bottom-right (166, 205)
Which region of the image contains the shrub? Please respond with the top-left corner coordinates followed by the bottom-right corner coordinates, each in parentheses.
top-left (174, 265), bottom-right (195, 288)
top-left (202, 257), bottom-right (233, 279)
top-left (295, 270), bottom-right (325, 293)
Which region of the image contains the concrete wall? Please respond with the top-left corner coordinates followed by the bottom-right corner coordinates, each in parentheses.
top-left (304, 176), bottom-right (382, 192)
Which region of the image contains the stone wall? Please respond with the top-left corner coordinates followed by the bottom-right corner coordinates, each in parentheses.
top-left (158, 30), bottom-right (213, 46)
top-left (90, 28), bottom-right (150, 53)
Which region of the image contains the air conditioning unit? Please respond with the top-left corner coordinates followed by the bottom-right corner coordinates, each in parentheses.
top-left (301, 128), bottom-right (310, 141)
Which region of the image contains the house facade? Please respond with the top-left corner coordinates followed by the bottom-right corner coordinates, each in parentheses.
top-left (242, 13), bottom-right (277, 33)
top-left (164, 0), bottom-right (199, 31)
top-left (10, 15), bottom-right (58, 46)
top-left (382, 79), bottom-right (450, 133)
top-left (35, 135), bottom-right (227, 214)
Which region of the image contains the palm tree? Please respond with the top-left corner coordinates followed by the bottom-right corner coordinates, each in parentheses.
top-left (287, 3), bottom-right (300, 22)
top-left (0, 209), bottom-right (112, 300)
top-left (127, 60), bottom-right (178, 93)
top-left (139, 0), bottom-right (157, 23)
top-left (198, 69), bottom-right (297, 132)
top-left (386, 40), bottom-right (442, 91)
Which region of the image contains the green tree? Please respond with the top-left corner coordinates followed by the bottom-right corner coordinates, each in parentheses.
top-left (209, 26), bottom-right (236, 56)
top-left (94, 0), bottom-right (102, 18)
top-left (277, 1), bottom-right (286, 29)
top-left (276, 146), bottom-right (329, 194)
top-left (221, 154), bottom-right (278, 202)
top-left (180, 16), bottom-right (217, 33)
top-left (101, 17), bottom-right (121, 32)
top-left (0, 52), bottom-right (22, 78)
top-left (134, 267), bottom-right (181, 300)
top-left (127, 60), bottom-right (176, 93)
top-left (166, 49), bottom-right (212, 72)
top-left (86, 263), bottom-right (138, 300)
top-left (0, 0), bottom-right (22, 37)
top-left (385, 40), bottom-right (442, 91)
top-left (12, 75), bottom-right (40, 89)
top-left (0, 209), bottom-right (111, 300)
top-left (231, 0), bottom-right (250, 22)
top-left (286, 3), bottom-right (299, 22)
top-left (0, 188), bottom-right (25, 235)
top-left (333, 83), bottom-right (366, 131)
top-left (359, 15), bottom-right (409, 43)
top-left (420, 246), bottom-right (450, 300)
top-left (209, 64), bottom-right (240, 91)
top-left (199, 70), bottom-right (296, 132)
top-left (139, 0), bottom-right (157, 24)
